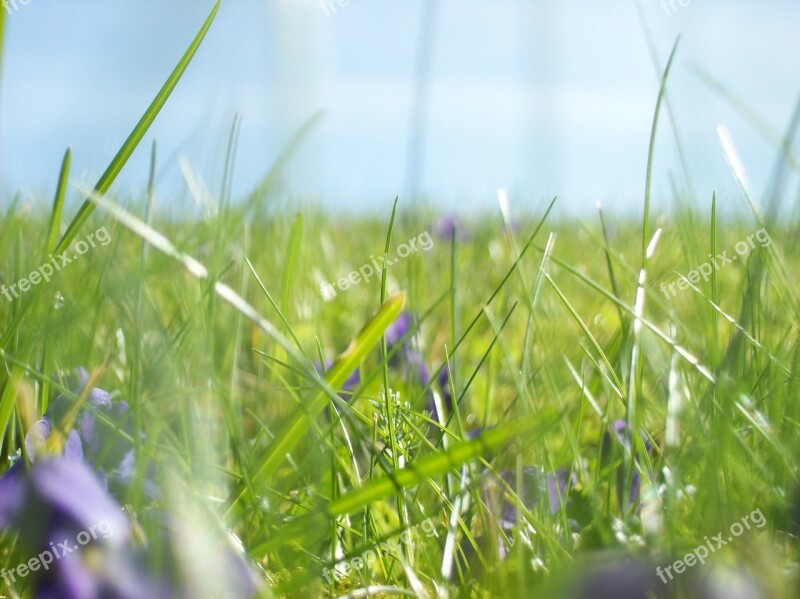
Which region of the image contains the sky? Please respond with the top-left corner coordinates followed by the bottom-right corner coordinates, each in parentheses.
top-left (1, 0), bottom-right (799, 218)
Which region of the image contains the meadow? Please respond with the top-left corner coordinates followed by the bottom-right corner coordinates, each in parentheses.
top-left (1, 3), bottom-right (799, 598)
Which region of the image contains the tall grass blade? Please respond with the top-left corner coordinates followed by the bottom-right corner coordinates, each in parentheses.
top-left (55, 1), bottom-right (220, 255)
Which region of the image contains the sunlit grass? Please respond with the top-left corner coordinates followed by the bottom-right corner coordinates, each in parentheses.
top-left (1, 3), bottom-right (799, 598)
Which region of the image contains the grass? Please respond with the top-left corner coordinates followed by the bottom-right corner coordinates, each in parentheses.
top-left (1, 4), bottom-right (800, 599)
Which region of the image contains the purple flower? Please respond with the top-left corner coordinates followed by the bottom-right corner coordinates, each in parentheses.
top-left (343, 369), bottom-right (360, 391)
top-left (466, 427), bottom-right (484, 439)
top-left (382, 312), bottom-right (436, 405)
top-left (0, 457), bottom-right (131, 550)
top-left (25, 420), bottom-right (84, 462)
top-left (437, 366), bottom-right (452, 404)
top-left (79, 392), bottom-right (132, 465)
top-left (490, 467), bottom-right (543, 529)
top-left (314, 360), bottom-right (361, 401)
top-left (384, 311), bottom-right (415, 358)
top-left (32, 370), bottom-right (158, 500)
top-left (0, 462), bottom-right (27, 530)
top-left (384, 311), bottom-right (427, 367)
top-left (33, 546), bottom-right (169, 599)
top-left (481, 466), bottom-right (566, 531)
top-left (434, 214), bottom-right (470, 241)
top-left (0, 458), bottom-right (244, 599)
top-left (467, 467), bottom-right (547, 564)
top-left (604, 419), bottom-right (652, 453)
top-left (547, 468), bottom-right (576, 515)
top-left (472, 465), bottom-right (578, 565)
top-left (602, 419), bottom-right (653, 510)
top-left (428, 366), bottom-right (454, 421)
top-left (1, 368), bottom-right (261, 598)
top-left (0, 455), bottom-right (260, 598)
top-left (56, 366), bottom-right (90, 393)
top-left (0, 457), bottom-right (162, 598)
top-left (484, 467), bottom-right (575, 526)
top-left (401, 350), bottom-right (430, 388)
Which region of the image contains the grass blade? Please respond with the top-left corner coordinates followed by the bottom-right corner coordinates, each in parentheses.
top-left (45, 148), bottom-right (71, 257)
top-left (55, 1), bottom-right (220, 255)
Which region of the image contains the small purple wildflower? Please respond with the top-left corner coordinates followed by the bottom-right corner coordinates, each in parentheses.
top-left (428, 365), bottom-right (454, 420)
top-left (602, 419), bottom-right (654, 510)
top-left (546, 468), bottom-right (576, 515)
top-left (384, 311), bottom-right (414, 366)
top-left (30, 371), bottom-right (156, 499)
top-left (314, 360), bottom-right (361, 401)
top-left (0, 457), bottom-right (160, 598)
top-left (434, 214), bottom-right (470, 241)
top-left (401, 350), bottom-right (430, 388)
top-left (482, 466), bottom-right (575, 531)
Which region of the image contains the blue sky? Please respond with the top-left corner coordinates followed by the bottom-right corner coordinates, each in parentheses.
top-left (1, 0), bottom-right (799, 217)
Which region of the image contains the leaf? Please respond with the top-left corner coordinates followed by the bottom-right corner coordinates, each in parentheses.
top-left (45, 148), bottom-right (71, 257)
top-left (54, 1), bottom-right (220, 255)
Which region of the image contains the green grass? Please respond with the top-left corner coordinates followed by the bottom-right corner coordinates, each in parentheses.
top-left (2, 194), bottom-right (798, 596)
top-left (1, 5), bottom-right (799, 598)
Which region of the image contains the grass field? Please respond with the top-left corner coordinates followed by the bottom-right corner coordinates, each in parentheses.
top-left (1, 3), bottom-right (799, 599)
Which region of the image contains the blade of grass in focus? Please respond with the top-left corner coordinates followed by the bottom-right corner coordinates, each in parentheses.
top-left (56, 0), bottom-right (220, 255)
